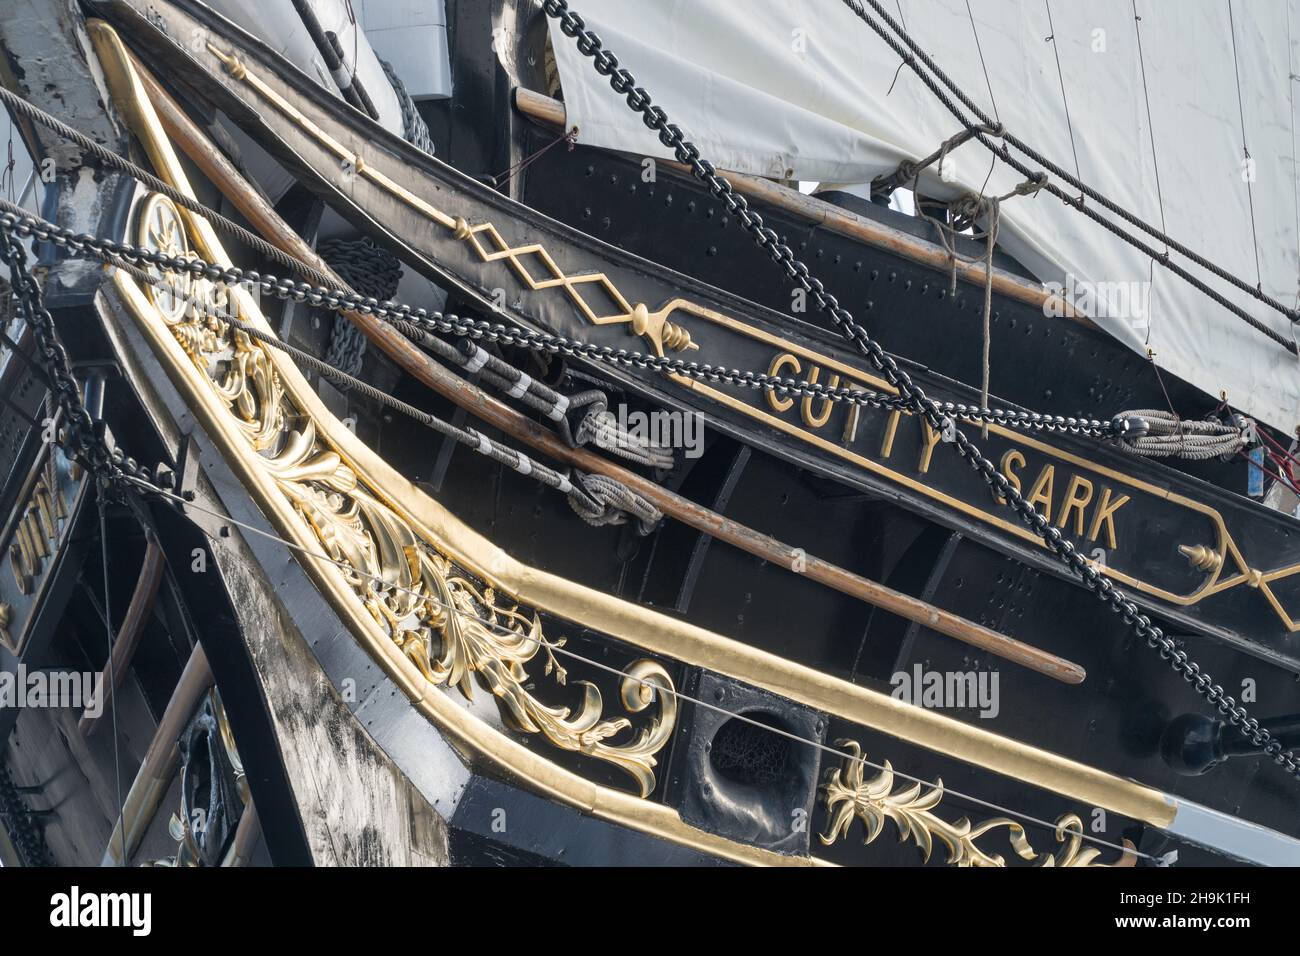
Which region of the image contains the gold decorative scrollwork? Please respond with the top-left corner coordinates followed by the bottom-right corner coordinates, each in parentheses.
top-left (135, 192), bottom-right (192, 323)
top-left (819, 741), bottom-right (1134, 867)
top-left (136, 194), bottom-right (676, 795)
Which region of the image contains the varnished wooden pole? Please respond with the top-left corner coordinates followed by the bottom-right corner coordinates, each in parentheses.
top-left (102, 641), bottom-right (213, 866)
top-left (222, 800), bottom-right (261, 866)
top-left (80, 535), bottom-right (166, 737)
top-left (133, 57), bottom-right (1084, 686)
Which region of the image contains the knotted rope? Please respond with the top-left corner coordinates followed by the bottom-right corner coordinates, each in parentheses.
top-left (566, 472), bottom-right (662, 534)
top-left (912, 154), bottom-right (1047, 436)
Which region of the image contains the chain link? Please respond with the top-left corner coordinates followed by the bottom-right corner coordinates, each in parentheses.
top-left (0, 228), bottom-right (154, 491)
top-left (0, 205), bottom-right (1133, 441)
top-left (541, 0), bottom-right (1299, 779)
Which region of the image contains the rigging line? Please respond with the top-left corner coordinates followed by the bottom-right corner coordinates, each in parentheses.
top-left (838, 0), bottom-right (1300, 338)
top-left (1289, 0), bottom-right (1300, 308)
top-left (884, 0), bottom-right (911, 96)
top-left (121, 474), bottom-right (1151, 864)
top-left (0, 63), bottom-right (1269, 419)
top-left (106, 260), bottom-right (659, 526)
top-left (2, 130), bottom-right (14, 204)
top-left (1042, 0), bottom-right (1082, 202)
top-left (1227, 0), bottom-right (1264, 290)
top-left (1240, 447), bottom-right (1300, 498)
top-left (963, 0), bottom-right (999, 197)
top-left (965, 0), bottom-right (999, 123)
top-left (97, 489), bottom-right (128, 867)
top-left (1131, 1), bottom-right (1168, 250)
top-left (486, 126), bottom-right (578, 189)
top-left (0, 85), bottom-right (345, 294)
top-left (956, 5), bottom-right (1000, 360)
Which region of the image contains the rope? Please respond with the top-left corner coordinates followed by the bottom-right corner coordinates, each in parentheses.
top-left (1113, 409), bottom-right (1246, 460)
top-left (486, 128), bottom-right (579, 190)
top-left (838, 0), bottom-right (1300, 352)
top-left (1043, 0), bottom-right (1082, 200)
top-left (871, 123), bottom-right (999, 199)
top-left (0, 85), bottom-right (677, 469)
top-left (316, 235), bottom-right (403, 376)
top-left (567, 471), bottom-right (662, 533)
top-left (0, 86), bottom-right (344, 295)
top-left (1226, 0), bottom-right (1263, 290)
top-left (97, 489), bottom-right (129, 866)
top-left (378, 58), bottom-right (435, 155)
top-left (127, 474), bottom-right (1150, 865)
top-left (913, 166), bottom-right (1047, 432)
top-left (575, 409), bottom-right (676, 468)
top-left (0, 86), bottom-right (1160, 445)
top-left (542, 0), bottom-right (1300, 785)
top-left (0, 201), bottom-right (1153, 865)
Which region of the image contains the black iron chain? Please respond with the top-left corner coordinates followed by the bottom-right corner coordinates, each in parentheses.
top-left (541, 0), bottom-right (1300, 778)
top-left (0, 205), bottom-right (1133, 442)
top-left (0, 228), bottom-right (152, 490)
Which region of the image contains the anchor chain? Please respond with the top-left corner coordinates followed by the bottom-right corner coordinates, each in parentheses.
top-left (541, 0), bottom-right (1300, 779)
top-left (0, 203), bottom-right (1145, 443)
top-left (0, 228), bottom-right (152, 492)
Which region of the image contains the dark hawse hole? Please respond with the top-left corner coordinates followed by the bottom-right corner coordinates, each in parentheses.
top-left (709, 712), bottom-right (793, 789)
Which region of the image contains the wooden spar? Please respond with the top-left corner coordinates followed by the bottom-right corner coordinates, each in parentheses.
top-left (79, 535), bottom-right (166, 737)
top-left (511, 88), bottom-right (1089, 326)
top-left (132, 55), bottom-right (1085, 686)
top-left (222, 800), bottom-right (261, 866)
top-left (102, 641), bottom-right (213, 865)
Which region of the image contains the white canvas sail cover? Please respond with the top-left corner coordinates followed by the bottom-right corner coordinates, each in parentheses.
top-left (548, 0), bottom-right (1300, 432)
top-left (208, 0), bottom-right (405, 138)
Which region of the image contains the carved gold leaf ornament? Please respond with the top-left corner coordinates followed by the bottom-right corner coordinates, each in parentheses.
top-left (134, 193), bottom-right (676, 796)
top-left (819, 741), bottom-right (1134, 867)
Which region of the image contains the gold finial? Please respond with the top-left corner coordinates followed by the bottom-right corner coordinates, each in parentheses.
top-left (452, 216), bottom-right (472, 241)
top-left (1178, 544), bottom-right (1222, 574)
top-left (661, 321), bottom-right (696, 353)
top-left (629, 302), bottom-right (697, 356)
top-left (206, 43), bottom-right (246, 80)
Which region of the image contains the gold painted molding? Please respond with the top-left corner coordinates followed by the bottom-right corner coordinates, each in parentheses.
top-left (88, 21), bottom-right (1177, 846)
top-left (207, 42), bottom-right (697, 360)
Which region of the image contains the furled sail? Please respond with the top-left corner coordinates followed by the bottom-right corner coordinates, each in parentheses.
top-left (548, 0), bottom-right (1300, 432)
